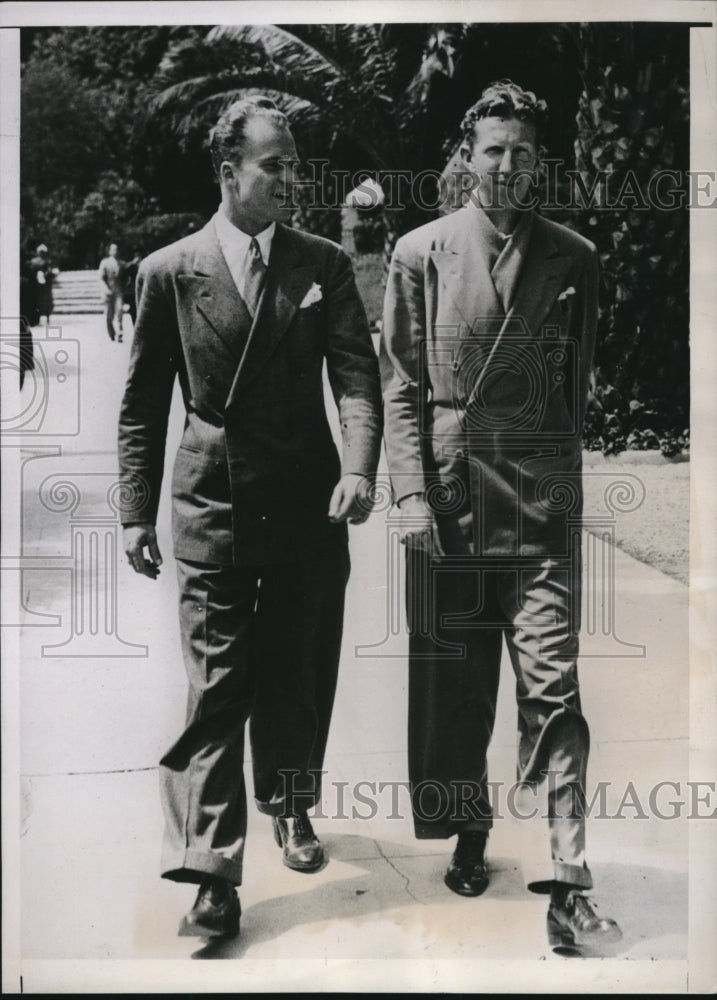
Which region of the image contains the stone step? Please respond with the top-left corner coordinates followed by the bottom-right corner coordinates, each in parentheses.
top-left (55, 280), bottom-right (100, 286)
top-left (52, 305), bottom-right (105, 315)
top-left (51, 270), bottom-right (107, 314)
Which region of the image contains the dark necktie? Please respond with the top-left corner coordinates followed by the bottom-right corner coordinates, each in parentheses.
top-left (244, 237), bottom-right (267, 317)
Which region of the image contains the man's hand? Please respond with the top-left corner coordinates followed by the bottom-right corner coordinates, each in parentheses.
top-left (328, 473), bottom-right (373, 525)
top-left (394, 493), bottom-right (435, 552)
top-left (123, 523), bottom-right (163, 579)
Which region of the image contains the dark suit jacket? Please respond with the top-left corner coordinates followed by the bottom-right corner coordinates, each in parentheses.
top-left (118, 218), bottom-right (382, 565)
top-left (381, 205), bottom-right (599, 558)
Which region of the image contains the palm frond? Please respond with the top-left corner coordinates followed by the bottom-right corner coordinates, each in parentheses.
top-left (208, 24), bottom-right (350, 98)
top-left (159, 86), bottom-right (323, 146)
top-left (150, 74), bottom-right (219, 113)
top-left (339, 24), bottom-right (399, 100)
top-left (196, 26), bottom-right (403, 167)
top-left (149, 23), bottom-right (461, 175)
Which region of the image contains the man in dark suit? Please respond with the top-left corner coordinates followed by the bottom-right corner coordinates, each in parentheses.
top-left (118, 96), bottom-right (382, 939)
top-left (381, 81), bottom-right (621, 951)
top-left (120, 246), bottom-right (142, 328)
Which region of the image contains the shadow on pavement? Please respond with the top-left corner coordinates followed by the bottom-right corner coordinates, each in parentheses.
top-left (187, 834), bottom-right (686, 960)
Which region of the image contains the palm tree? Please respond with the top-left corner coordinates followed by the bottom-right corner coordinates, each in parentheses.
top-left (148, 23), bottom-right (466, 256)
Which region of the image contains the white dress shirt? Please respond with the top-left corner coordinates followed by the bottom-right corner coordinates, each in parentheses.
top-left (214, 209), bottom-right (275, 305)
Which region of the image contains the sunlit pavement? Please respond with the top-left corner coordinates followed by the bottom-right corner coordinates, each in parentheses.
top-left (10, 313), bottom-right (697, 991)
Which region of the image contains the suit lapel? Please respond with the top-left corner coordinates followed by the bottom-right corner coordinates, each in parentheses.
top-left (225, 225), bottom-right (317, 408)
top-left (462, 205), bottom-right (508, 331)
top-left (452, 209), bottom-right (572, 397)
top-left (431, 206), bottom-right (505, 336)
top-left (178, 221), bottom-right (253, 361)
top-left (510, 216), bottom-right (573, 336)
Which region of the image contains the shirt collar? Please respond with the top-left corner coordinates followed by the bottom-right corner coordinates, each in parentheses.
top-left (467, 200), bottom-right (534, 259)
top-left (214, 208), bottom-right (276, 264)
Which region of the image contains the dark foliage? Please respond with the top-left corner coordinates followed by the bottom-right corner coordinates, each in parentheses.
top-left (19, 23), bottom-right (689, 454)
top-left (571, 23), bottom-right (690, 456)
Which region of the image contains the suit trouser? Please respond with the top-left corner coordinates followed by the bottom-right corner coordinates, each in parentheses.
top-left (160, 534), bottom-right (350, 886)
top-left (406, 548), bottom-right (592, 892)
top-left (104, 291), bottom-right (122, 339)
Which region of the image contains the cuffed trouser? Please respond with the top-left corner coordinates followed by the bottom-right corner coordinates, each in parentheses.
top-left (160, 536), bottom-right (350, 886)
top-left (406, 548), bottom-right (592, 892)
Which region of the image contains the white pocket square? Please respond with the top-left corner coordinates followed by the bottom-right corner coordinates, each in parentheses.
top-left (300, 282), bottom-right (322, 308)
top-left (557, 286), bottom-right (576, 302)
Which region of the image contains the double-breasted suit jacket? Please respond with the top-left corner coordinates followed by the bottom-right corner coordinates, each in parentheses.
top-left (118, 217), bottom-right (382, 886)
top-left (118, 219), bottom-right (382, 562)
top-left (381, 204), bottom-right (598, 889)
top-left (382, 203), bottom-right (599, 560)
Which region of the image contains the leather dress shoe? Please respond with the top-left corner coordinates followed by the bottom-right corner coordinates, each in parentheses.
top-left (272, 813), bottom-right (325, 872)
top-left (444, 831), bottom-right (490, 897)
top-left (178, 877), bottom-right (240, 938)
top-left (547, 890), bottom-right (622, 949)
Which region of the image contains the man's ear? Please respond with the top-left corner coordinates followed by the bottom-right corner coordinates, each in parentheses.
top-left (459, 141), bottom-right (473, 167)
top-left (220, 160), bottom-right (236, 186)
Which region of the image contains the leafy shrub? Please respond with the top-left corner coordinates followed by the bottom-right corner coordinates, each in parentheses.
top-left (352, 214), bottom-right (385, 254)
top-left (120, 213), bottom-right (206, 255)
top-left (574, 24), bottom-right (689, 456)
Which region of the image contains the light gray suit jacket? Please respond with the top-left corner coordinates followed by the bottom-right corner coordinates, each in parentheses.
top-left (381, 205), bottom-right (599, 558)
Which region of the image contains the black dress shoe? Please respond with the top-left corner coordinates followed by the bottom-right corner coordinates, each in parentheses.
top-left (272, 813), bottom-right (325, 872)
top-left (444, 831), bottom-right (489, 897)
top-left (178, 877), bottom-right (240, 938)
top-left (547, 890), bottom-right (622, 949)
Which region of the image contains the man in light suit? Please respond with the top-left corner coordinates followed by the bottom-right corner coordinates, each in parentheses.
top-left (118, 97), bottom-right (382, 939)
top-left (381, 81), bottom-right (621, 951)
top-left (99, 242), bottom-right (124, 342)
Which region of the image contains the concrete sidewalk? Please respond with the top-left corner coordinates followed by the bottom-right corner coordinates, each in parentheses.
top-left (11, 315), bottom-right (694, 992)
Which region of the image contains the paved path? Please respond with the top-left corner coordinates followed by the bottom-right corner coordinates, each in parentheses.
top-left (5, 313), bottom-right (704, 993)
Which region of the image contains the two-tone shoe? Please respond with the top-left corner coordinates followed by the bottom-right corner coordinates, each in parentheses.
top-left (547, 890), bottom-right (622, 950)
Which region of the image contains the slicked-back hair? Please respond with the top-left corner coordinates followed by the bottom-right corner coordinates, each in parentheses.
top-left (209, 96), bottom-right (290, 178)
top-left (460, 80), bottom-right (548, 149)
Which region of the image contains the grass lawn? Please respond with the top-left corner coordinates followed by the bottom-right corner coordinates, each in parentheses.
top-left (582, 456), bottom-right (689, 585)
